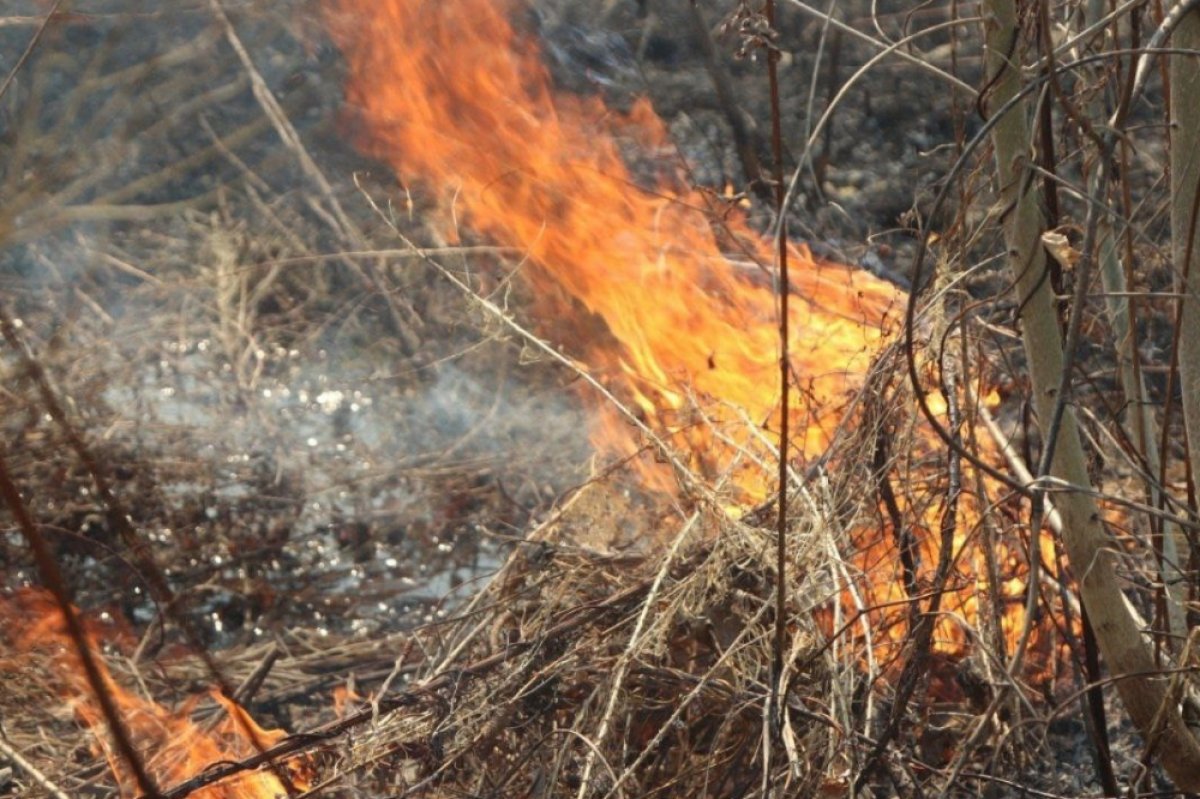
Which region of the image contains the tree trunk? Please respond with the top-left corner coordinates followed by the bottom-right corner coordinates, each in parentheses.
top-left (1173, 8), bottom-right (1200, 535)
top-left (982, 0), bottom-right (1200, 788)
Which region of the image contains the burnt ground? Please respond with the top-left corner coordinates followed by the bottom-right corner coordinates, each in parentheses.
top-left (0, 1), bottom-right (1187, 797)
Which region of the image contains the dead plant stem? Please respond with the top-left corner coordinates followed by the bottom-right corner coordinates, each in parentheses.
top-left (0, 0), bottom-right (61, 105)
top-left (687, 1), bottom-right (766, 198)
top-left (763, 6), bottom-right (790, 778)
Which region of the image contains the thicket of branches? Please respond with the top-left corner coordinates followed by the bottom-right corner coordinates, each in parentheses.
top-left (904, 0), bottom-right (1200, 791)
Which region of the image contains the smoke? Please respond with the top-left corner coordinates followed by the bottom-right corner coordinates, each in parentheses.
top-left (0, 1), bottom-right (594, 642)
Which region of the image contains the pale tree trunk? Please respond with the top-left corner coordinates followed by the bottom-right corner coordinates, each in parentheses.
top-left (1174, 10), bottom-right (1200, 537)
top-left (1096, 227), bottom-right (1189, 639)
top-left (982, 0), bottom-right (1200, 787)
top-left (1077, 0), bottom-right (1188, 645)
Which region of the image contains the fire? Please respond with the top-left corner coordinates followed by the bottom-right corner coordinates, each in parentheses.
top-left (326, 0), bottom-right (1063, 666)
top-left (327, 0), bottom-right (899, 500)
top-left (0, 590), bottom-right (308, 798)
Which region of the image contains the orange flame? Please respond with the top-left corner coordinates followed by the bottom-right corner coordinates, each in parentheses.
top-left (327, 0), bottom-right (901, 500)
top-left (0, 590), bottom-right (308, 798)
top-left (327, 0), bottom-right (1065, 669)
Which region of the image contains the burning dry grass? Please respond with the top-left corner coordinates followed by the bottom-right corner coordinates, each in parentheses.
top-left (3, 1), bottom-right (1180, 796)
top-left (0, 316), bottom-right (995, 798)
top-left (0, 587), bottom-right (422, 797)
top-left (327, 482), bottom-right (857, 798)
top-left (0, 469), bottom-right (871, 798)
top-left (0, 459), bottom-right (1114, 799)
top-left (0, 10), bottom-right (601, 792)
top-left (0, 590), bottom-right (313, 799)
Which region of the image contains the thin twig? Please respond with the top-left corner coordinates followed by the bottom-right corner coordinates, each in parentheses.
top-left (0, 0), bottom-right (62, 104)
top-left (207, 0), bottom-right (422, 351)
top-left (775, 15), bottom-right (980, 249)
top-left (0, 732), bottom-right (74, 799)
top-left (196, 648), bottom-right (281, 735)
top-left (780, 0), bottom-right (973, 92)
top-left (764, 2), bottom-right (791, 775)
top-left (353, 178), bottom-right (711, 501)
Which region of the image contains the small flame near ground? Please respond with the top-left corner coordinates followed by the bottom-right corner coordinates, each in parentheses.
top-left (0, 590), bottom-right (309, 799)
top-left (326, 0), bottom-right (1065, 669)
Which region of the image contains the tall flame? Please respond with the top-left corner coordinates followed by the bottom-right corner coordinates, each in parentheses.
top-left (328, 0), bottom-right (899, 499)
top-left (327, 0), bottom-right (1064, 666)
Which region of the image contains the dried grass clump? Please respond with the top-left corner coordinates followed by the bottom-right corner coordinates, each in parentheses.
top-left (323, 478), bottom-right (858, 798)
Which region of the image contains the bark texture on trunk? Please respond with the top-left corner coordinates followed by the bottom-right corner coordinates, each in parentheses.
top-left (1174, 12), bottom-right (1200, 522)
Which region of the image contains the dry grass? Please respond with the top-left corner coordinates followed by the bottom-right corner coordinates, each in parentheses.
top-left (327, 480), bottom-right (856, 798)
